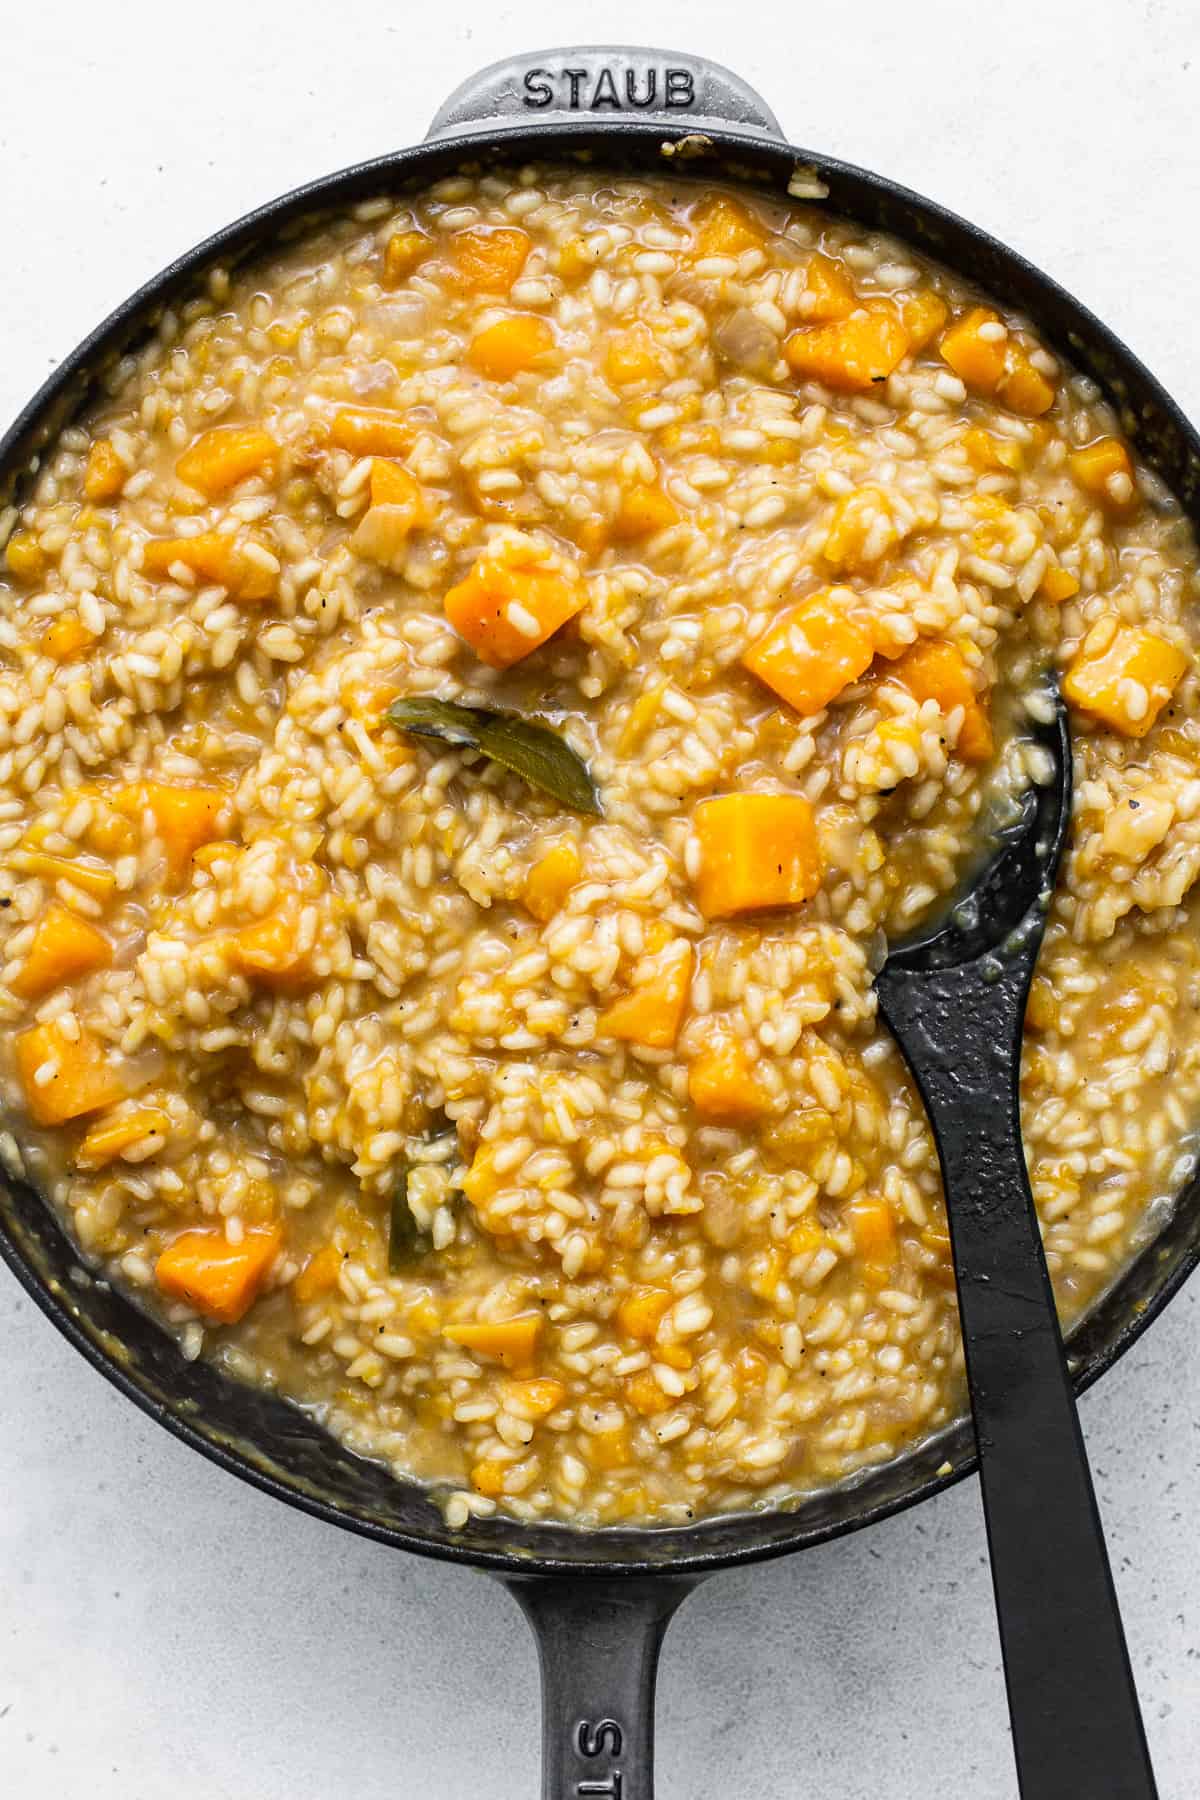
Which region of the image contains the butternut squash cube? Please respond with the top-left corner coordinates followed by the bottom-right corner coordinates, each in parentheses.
top-left (40, 614), bottom-right (97, 662)
top-left (804, 252), bottom-right (857, 321)
top-left (76, 1105), bottom-right (172, 1170)
top-left (292, 1244), bottom-right (343, 1302)
top-left (598, 939), bottom-right (694, 1050)
top-left (822, 487), bottom-right (897, 573)
top-left (1069, 437), bottom-right (1136, 510)
top-left (13, 849), bottom-right (116, 902)
top-left (612, 481), bottom-right (679, 542)
top-left (999, 353), bottom-right (1056, 418)
top-left (452, 226), bottom-right (531, 293)
top-left (688, 1027), bottom-right (770, 1122)
top-left (692, 793), bottom-right (823, 919)
top-left (141, 532), bottom-right (276, 601)
top-left (444, 553), bottom-right (585, 668)
top-left (444, 1313), bottom-right (543, 1370)
top-left (352, 463), bottom-right (430, 568)
top-left (604, 325), bottom-right (666, 387)
top-left (742, 589), bottom-right (874, 717)
top-left (115, 782), bottom-right (225, 881)
top-left (468, 314), bottom-right (555, 379)
top-left (846, 1195), bottom-right (897, 1289)
top-left (1062, 619), bottom-right (1188, 737)
top-left (328, 407), bottom-right (411, 458)
top-left (784, 310), bottom-right (910, 392)
top-left (939, 306), bottom-right (1008, 393)
top-left (5, 531), bottom-right (45, 582)
top-left (903, 290), bottom-right (949, 352)
top-left (503, 1376), bottom-right (566, 1418)
top-left (893, 640), bottom-right (994, 762)
top-left (15, 1020), bottom-right (126, 1126)
top-left (382, 228), bottom-right (431, 287)
top-left (616, 1286), bottom-right (673, 1341)
top-left (83, 439), bottom-right (126, 502)
top-left (234, 904), bottom-right (317, 991)
top-left (156, 1226), bottom-right (282, 1324)
top-left (10, 903), bottom-right (111, 1001)
top-left (961, 427), bottom-right (1022, 473)
top-left (523, 839), bottom-right (581, 922)
top-left (1039, 564), bottom-right (1080, 603)
top-left (176, 425), bottom-right (277, 497)
top-left (693, 195), bottom-right (766, 259)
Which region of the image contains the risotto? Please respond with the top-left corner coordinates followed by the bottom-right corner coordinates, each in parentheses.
top-left (0, 166), bottom-right (1198, 1529)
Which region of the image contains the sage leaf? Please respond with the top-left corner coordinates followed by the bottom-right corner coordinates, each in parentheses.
top-left (387, 696), bottom-right (602, 815)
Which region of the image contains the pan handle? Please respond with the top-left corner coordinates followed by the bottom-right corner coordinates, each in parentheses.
top-left (500, 1572), bottom-right (698, 1800)
top-left (426, 48), bottom-right (783, 141)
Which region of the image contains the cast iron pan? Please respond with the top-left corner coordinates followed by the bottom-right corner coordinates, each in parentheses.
top-left (3, 47), bottom-right (1199, 1798)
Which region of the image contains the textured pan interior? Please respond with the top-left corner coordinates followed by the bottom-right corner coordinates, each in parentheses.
top-left (2, 121), bottom-right (1199, 1577)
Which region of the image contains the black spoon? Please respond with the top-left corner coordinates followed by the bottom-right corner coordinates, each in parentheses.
top-left (875, 690), bottom-right (1158, 1800)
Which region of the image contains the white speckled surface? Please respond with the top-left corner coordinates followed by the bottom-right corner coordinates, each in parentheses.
top-left (2, 5), bottom-right (1199, 1793)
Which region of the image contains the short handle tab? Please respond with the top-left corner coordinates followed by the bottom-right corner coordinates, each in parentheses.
top-left (427, 47), bottom-right (783, 141)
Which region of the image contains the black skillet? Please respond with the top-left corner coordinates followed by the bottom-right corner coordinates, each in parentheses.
top-left (2, 47), bottom-right (1199, 1799)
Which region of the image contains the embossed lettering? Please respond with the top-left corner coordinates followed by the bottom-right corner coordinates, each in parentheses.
top-left (664, 67), bottom-right (695, 108)
top-left (564, 68), bottom-right (588, 109)
top-left (624, 69), bottom-right (658, 108)
top-left (577, 1719), bottom-right (624, 1757)
top-left (578, 1780), bottom-right (622, 1798)
top-left (591, 67), bottom-right (621, 109)
top-left (522, 68), bottom-right (554, 108)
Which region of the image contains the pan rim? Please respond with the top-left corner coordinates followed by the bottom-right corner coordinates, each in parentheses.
top-left (3, 116), bottom-right (1198, 1578)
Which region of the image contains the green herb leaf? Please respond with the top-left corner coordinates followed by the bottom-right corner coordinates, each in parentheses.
top-left (387, 697), bottom-right (602, 815)
top-left (388, 1168), bottom-right (428, 1272)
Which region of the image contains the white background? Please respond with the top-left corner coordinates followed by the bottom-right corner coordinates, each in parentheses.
top-left (2, 3), bottom-right (1199, 1794)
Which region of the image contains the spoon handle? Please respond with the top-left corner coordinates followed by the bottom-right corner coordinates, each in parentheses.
top-left (878, 965), bottom-right (1157, 1800)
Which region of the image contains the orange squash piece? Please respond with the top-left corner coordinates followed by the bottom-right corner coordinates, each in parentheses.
top-left (5, 531), bottom-right (45, 582)
top-left (176, 425), bottom-right (277, 496)
top-left (352, 462), bottom-right (430, 567)
top-left (156, 1226), bottom-right (282, 1324)
top-left (328, 407), bottom-right (411, 459)
top-left (382, 228), bottom-right (432, 286)
top-left (616, 1286), bottom-right (673, 1341)
top-left (524, 840), bottom-right (581, 922)
top-left (504, 1376), bottom-right (566, 1418)
top-left (804, 251), bottom-right (857, 321)
top-left (444, 553), bottom-right (585, 668)
top-left (999, 353), bottom-right (1056, 418)
top-left (1062, 619), bottom-right (1188, 738)
top-left (604, 325), bottom-right (666, 387)
top-left (10, 903), bottom-right (111, 1001)
top-left (452, 226), bottom-right (531, 293)
top-left (612, 481), bottom-right (679, 542)
top-left (1069, 437), bottom-right (1136, 510)
top-left (903, 290), bottom-right (949, 352)
top-left (13, 849), bottom-right (115, 903)
top-left (688, 1027), bottom-right (770, 1122)
top-left (76, 1105), bottom-right (172, 1170)
top-left (598, 939), bottom-right (694, 1050)
top-left (693, 195), bottom-right (766, 259)
top-left (939, 306), bottom-right (1008, 394)
top-left (444, 1313), bottom-right (543, 1370)
top-left (1039, 564), bottom-right (1080, 603)
top-left (784, 310), bottom-right (910, 392)
top-left (83, 439), bottom-right (126, 502)
top-left (292, 1244), bottom-right (343, 1303)
top-left (742, 589), bottom-right (874, 717)
top-left (15, 1020), bottom-right (126, 1126)
top-left (692, 793), bottom-right (823, 919)
top-left (234, 904), bottom-right (317, 992)
top-left (468, 314), bottom-right (555, 379)
top-left (115, 782), bottom-right (225, 881)
top-left (893, 640), bottom-right (994, 762)
top-left (141, 532), bottom-right (275, 601)
top-left (40, 615), bottom-right (97, 662)
top-left (846, 1195), bottom-right (897, 1289)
